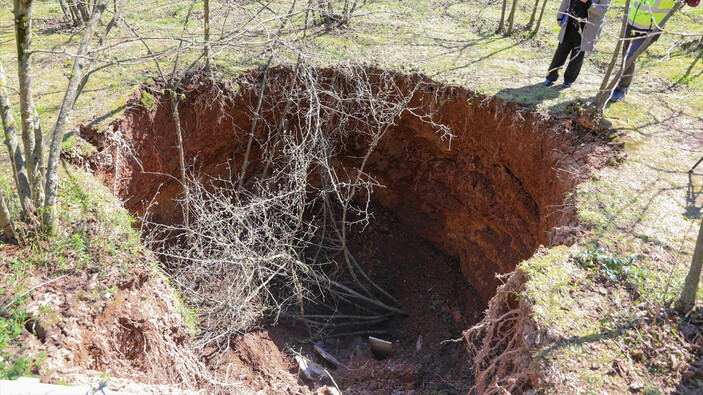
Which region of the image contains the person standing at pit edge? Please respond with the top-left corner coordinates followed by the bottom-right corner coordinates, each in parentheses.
top-left (609, 0), bottom-right (700, 102)
top-left (544, 0), bottom-right (610, 88)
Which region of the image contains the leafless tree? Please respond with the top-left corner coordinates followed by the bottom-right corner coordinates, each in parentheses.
top-left (677, 219), bottom-right (703, 314)
top-left (0, 0), bottom-right (111, 238)
top-left (506, 0), bottom-right (520, 35)
top-left (531, 0), bottom-right (550, 36)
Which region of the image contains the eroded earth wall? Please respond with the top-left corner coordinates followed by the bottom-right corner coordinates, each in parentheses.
top-left (84, 69), bottom-right (609, 302)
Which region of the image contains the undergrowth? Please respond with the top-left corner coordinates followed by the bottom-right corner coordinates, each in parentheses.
top-left (575, 247), bottom-right (646, 287)
top-left (0, 164), bottom-right (147, 379)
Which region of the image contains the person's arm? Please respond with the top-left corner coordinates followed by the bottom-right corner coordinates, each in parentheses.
top-left (588, 0), bottom-right (610, 17)
top-left (557, 0), bottom-right (569, 20)
top-left (557, 0), bottom-right (570, 25)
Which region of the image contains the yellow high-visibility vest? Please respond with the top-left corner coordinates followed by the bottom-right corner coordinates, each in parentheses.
top-left (629, 0), bottom-right (676, 30)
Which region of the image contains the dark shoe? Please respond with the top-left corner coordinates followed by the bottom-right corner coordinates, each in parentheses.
top-left (561, 81), bottom-right (573, 88)
top-left (609, 89), bottom-right (626, 102)
top-left (544, 79), bottom-right (555, 87)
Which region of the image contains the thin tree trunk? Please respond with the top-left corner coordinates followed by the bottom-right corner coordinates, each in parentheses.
top-left (77, 0), bottom-right (90, 22)
top-left (677, 219), bottom-right (703, 314)
top-left (58, 0), bottom-right (71, 21)
top-left (506, 0), bottom-right (519, 35)
top-left (171, 93), bottom-right (189, 227)
top-left (593, 0), bottom-right (632, 107)
top-left (204, 0), bottom-right (211, 71)
top-left (0, 189), bottom-right (16, 240)
top-left (497, 0), bottom-right (508, 33)
top-left (14, 0), bottom-right (45, 211)
top-left (593, 2), bottom-right (682, 110)
top-left (531, 0), bottom-right (549, 36)
top-left (527, 0), bottom-right (540, 28)
top-left (238, 57), bottom-right (272, 190)
top-left (0, 61), bottom-right (33, 218)
top-left (73, 0), bottom-right (123, 107)
top-left (43, 0), bottom-right (109, 232)
top-left (66, 0), bottom-right (82, 25)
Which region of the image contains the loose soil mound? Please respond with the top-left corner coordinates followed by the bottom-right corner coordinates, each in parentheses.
top-left (0, 245), bottom-right (202, 394)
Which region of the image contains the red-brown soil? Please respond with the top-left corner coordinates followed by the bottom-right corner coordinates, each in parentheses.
top-left (84, 68), bottom-right (610, 302)
top-left (78, 67), bottom-right (614, 393)
top-left (0, 245), bottom-right (203, 393)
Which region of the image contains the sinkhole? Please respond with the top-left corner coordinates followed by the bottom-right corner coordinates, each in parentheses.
top-left (79, 66), bottom-right (611, 392)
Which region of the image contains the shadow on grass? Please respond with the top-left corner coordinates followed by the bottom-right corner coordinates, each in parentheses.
top-left (86, 105), bottom-right (126, 128)
top-left (495, 82), bottom-right (562, 106)
top-left (440, 40), bottom-right (523, 74)
top-left (535, 317), bottom-right (638, 360)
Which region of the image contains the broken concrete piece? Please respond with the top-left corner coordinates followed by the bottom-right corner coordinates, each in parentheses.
top-left (0, 377), bottom-right (139, 395)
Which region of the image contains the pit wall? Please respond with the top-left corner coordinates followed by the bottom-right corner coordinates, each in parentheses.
top-left (83, 68), bottom-right (610, 303)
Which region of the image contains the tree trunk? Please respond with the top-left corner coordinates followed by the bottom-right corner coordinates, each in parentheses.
top-left (0, 60), bottom-right (33, 218)
top-left (593, 0), bottom-right (632, 107)
top-left (171, 93), bottom-right (189, 227)
top-left (506, 0), bottom-right (520, 35)
top-left (76, 0), bottom-right (90, 22)
top-left (74, 0), bottom-right (123, 108)
top-left (58, 0), bottom-right (71, 21)
top-left (0, 189), bottom-right (16, 240)
top-left (497, 0), bottom-right (508, 33)
top-left (531, 0), bottom-right (549, 36)
top-left (593, 2), bottom-right (682, 110)
top-left (677, 219), bottom-right (703, 314)
top-left (527, 0), bottom-right (540, 28)
top-left (14, 0), bottom-right (45, 211)
top-left (204, 0), bottom-right (211, 71)
top-left (66, 0), bottom-right (83, 26)
top-left (43, 0), bottom-right (109, 232)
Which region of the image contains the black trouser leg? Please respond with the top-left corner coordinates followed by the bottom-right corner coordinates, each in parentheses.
top-left (563, 47), bottom-right (584, 83)
top-left (546, 40), bottom-right (574, 81)
top-left (618, 25), bottom-right (659, 90)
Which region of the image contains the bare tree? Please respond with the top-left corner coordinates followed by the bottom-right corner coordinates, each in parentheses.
top-left (0, 0), bottom-right (110, 238)
top-left (527, 0), bottom-right (541, 29)
top-left (531, 0), bottom-right (550, 36)
top-left (497, 0), bottom-right (509, 33)
top-left (677, 219), bottom-right (703, 314)
top-left (313, 0), bottom-right (359, 27)
top-left (204, 0), bottom-right (212, 70)
top-left (506, 0), bottom-right (520, 35)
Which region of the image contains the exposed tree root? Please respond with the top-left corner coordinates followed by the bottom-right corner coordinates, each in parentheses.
top-left (464, 262), bottom-right (544, 394)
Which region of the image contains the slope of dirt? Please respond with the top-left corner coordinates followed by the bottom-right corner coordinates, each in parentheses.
top-left (0, 246), bottom-right (203, 393)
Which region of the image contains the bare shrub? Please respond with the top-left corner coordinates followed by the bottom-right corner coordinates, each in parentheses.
top-left (142, 64), bottom-right (453, 353)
